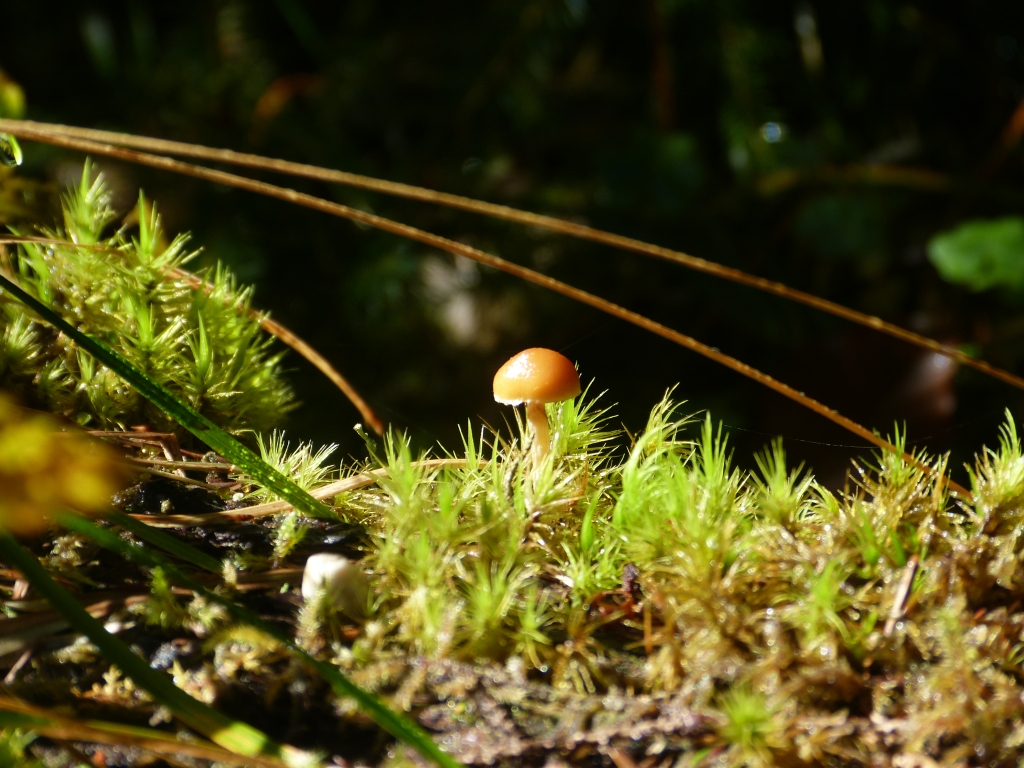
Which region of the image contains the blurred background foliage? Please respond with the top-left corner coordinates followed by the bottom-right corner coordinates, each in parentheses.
top-left (2, 0), bottom-right (1024, 486)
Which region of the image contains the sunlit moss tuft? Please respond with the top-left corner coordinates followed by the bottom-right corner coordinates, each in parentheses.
top-left (0, 729), bottom-right (45, 768)
top-left (0, 163), bottom-right (294, 435)
top-left (716, 684), bottom-right (781, 765)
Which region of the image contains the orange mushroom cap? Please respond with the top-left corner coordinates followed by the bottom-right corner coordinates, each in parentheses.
top-left (493, 348), bottom-right (581, 405)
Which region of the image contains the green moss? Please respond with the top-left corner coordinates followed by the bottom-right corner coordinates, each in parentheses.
top-left (278, 393), bottom-right (1024, 762)
top-left (0, 729), bottom-right (45, 768)
top-left (0, 163), bottom-right (294, 436)
top-left (8, 377), bottom-right (1024, 764)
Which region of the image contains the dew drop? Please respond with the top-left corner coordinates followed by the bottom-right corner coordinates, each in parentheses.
top-left (761, 122), bottom-right (784, 143)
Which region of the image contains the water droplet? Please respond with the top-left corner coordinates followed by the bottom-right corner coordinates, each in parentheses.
top-left (761, 122), bottom-right (785, 143)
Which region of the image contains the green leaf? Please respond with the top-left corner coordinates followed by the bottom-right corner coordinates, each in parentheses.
top-left (0, 710), bottom-right (42, 729)
top-left (0, 271), bottom-right (335, 520)
top-left (927, 217), bottom-right (1024, 292)
top-left (0, 726), bottom-right (43, 768)
top-left (0, 534), bottom-right (318, 768)
top-left (60, 514), bottom-right (462, 768)
top-left (886, 524), bottom-right (908, 568)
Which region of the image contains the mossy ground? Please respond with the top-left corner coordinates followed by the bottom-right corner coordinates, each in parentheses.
top-left (4, 167), bottom-right (1024, 767)
top-left (6, 389), bottom-right (1024, 767)
top-left (0, 165), bottom-right (294, 437)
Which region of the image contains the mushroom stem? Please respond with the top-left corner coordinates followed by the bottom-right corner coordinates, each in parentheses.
top-left (525, 400), bottom-right (550, 466)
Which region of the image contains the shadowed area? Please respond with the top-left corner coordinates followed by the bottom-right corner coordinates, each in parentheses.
top-left (2, 2), bottom-right (1024, 484)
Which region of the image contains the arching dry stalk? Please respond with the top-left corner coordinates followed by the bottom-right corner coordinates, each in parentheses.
top-left (0, 125), bottom-right (969, 496)
top-left (5, 119), bottom-right (1020, 392)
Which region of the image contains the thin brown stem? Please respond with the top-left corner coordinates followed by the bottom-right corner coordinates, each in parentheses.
top-left (3, 119), bottom-right (1018, 393)
top-left (2, 125), bottom-right (969, 497)
top-left (130, 458), bottom-right (468, 527)
top-left (127, 465), bottom-right (220, 489)
top-left (979, 92), bottom-right (1024, 181)
top-left (756, 164), bottom-right (949, 195)
top-left (125, 456), bottom-right (239, 471)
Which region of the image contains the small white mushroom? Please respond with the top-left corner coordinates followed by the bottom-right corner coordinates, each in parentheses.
top-left (301, 553), bottom-right (369, 619)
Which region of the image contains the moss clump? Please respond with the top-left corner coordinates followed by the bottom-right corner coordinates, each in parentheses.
top-left (8, 386), bottom-right (1024, 765)
top-left (306, 394), bottom-right (1024, 764)
top-left (0, 163), bottom-right (294, 435)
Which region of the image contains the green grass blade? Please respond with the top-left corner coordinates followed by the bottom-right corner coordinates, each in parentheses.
top-left (0, 272), bottom-right (335, 520)
top-left (60, 514), bottom-right (461, 768)
top-left (109, 510), bottom-right (222, 573)
top-left (0, 700), bottom-right (292, 768)
top-left (0, 534), bottom-right (318, 768)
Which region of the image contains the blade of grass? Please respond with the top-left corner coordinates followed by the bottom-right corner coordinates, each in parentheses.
top-left (0, 534), bottom-right (319, 767)
top-left (0, 129), bottom-right (967, 496)
top-left (5, 119), bottom-right (1021, 394)
top-left (0, 697), bottom-right (291, 768)
top-left (0, 271), bottom-right (337, 520)
top-left (59, 513), bottom-right (462, 768)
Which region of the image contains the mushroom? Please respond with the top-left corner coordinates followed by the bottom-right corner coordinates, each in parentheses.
top-left (493, 348), bottom-right (581, 465)
top-left (301, 553), bottom-right (369, 620)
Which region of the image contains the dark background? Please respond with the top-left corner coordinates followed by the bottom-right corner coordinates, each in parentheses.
top-left (4, 1), bottom-right (1024, 487)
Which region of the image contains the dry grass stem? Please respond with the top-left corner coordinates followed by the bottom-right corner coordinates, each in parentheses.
top-left (884, 554), bottom-right (920, 637)
top-left (0, 698), bottom-right (291, 768)
top-left (0, 124), bottom-right (968, 495)
top-left (126, 465), bottom-right (221, 489)
top-left (124, 457), bottom-right (240, 472)
top-left (127, 457), bottom-right (468, 527)
top-left (4, 119), bottom-right (1019, 393)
